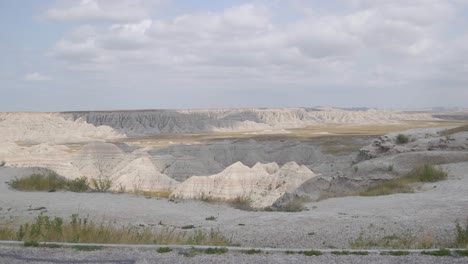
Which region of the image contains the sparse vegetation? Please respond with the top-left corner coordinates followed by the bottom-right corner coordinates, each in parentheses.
top-left (331, 251), bottom-right (368, 255)
top-left (440, 124), bottom-right (468, 137)
top-left (72, 245), bottom-right (104, 251)
top-left (180, 248), bottom-right (199, 257)
top-left (406, 164), bottom-right (448, 182)
top-left (359, 164), bottom-right (447, 196)
top-left (205, 247), bottom-right (228, 254)
top-left (421, 249), bottom-right (451, 256)
top-left (181, 225), bottom-right (195, 230)
top-left (67, 177), bottom-right (90, 192)
top-left (23, 241), bottom-right (39, 247)
top-left (10, 173), bottom-right (90, 193)
top-left (455, 249), bottom-right (468, 257)
top-left (303, 250), bottom-right (322, 256)
top-left (90, 177), bottom-right (113, 192)
top-left (157, 247), bottom-right (173, 253)
top-left (0, 214), bottom-right (231, 246)
top-left (230, 196), bottom-right (255, 211)
top-left (244, 249), bottom-right (262, 254)
top-left (351, 232), bottom-right (436, 249)
top-left (455, 219), bottom-right (468, 248)
top-left (205, 216), bottom-right (217, 221)
top-left (277, 197), bottom-right (306, 212)
top-left (396, 134), bottom-right (409, 144)
top-left (381, 251), bottom-right (410, 256)
top-left (133, 190), bottom-right (172, 198)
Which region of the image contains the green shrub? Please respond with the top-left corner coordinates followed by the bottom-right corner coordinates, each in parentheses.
top-left (90, 177), bottom-right (112, 192)
top-left (11, 173), bottom-right (67, 192)
top-left (24, 241), bottom-right (39, 247)
top-left (244, 249), bottom-right (262, 254)
top-left (382, 251), bottom-right (410, 256)
top-left (303, 250), bottom-right (322, 256)
top-left (230, 196), bottom-right (254, 211)
top-left (455, 250), bottom-right (468, 257)
top-left (10, 173), bottom-right (90, 193)
top-left (406, 164), bottom-right (448, 182)
top-left (421, 249), bottom-right (451, 256)
top-left (67, 177), bottom-right (90, 192)
top-left (72, 245), bottom-right (103, 251)
top-left (205, 247), bottom-right (228, 254)
top-left (396, 134), bottom-right (409, 144)
top-left (205, 216), bottom-right (217, 221)
top-left (157, 247), bottom-right (173, 253)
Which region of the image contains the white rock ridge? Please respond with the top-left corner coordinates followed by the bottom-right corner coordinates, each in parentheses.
top-left (0, 112), bottom-right (121, 144)
top-left (64, 108), bottom-right (437, 136)
top-left (170, 161), bottom-right (317, 208)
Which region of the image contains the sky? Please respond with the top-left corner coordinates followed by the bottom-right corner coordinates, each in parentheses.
top-left (0, 0), bottom-right (467, 112)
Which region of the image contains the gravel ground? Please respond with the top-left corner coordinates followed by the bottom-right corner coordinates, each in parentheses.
top-left (1, 162), bottom-right (468, 249)
top-left (0, 246), bottom-right (467, 264)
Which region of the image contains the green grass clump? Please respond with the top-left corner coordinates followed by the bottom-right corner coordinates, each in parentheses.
top-left (455, 250), bottom-right (468, 257)
top-left (1, 214), bottom-right (231, 246)
top-left (157, 247), bottom-right (173, 253)
top-left (205, 216), bottom-right (217, 221)
top-left (89, 177), bottom-right (112, 192)
top-left (181, 225), bottom-right (195, 230)
top-left (382, 251), bottom-right (410, 256)
top-left (23, 241), bottom-right (39, 247)
top-left (350, 233), bottom-right (435, 249)
top-left (396, 134), bottom-right (409, 144)
top-left (11, 173), bottom-right (67, 192)
top-left (421, 249), bottom-right (451, 256)
top-left (359, 179), bottom-right (414, 196)
top-left (303, 250), bottom-right (322, 256)
top-left (205, 247), bottom-right (228, 254)
top-left (67, 177), bottom-right (90, 192)
top-left (455, 219), bottom-right (468, 248)
top-left (10, 173), bottom-right (90, 193)
top-left (244, 249), bottom-right (262, 254)
top-left (72, 245), bottom-right (104, 251)
top-left (230, 196), bottom-right (255, 211)
top-left (359, 164), bottom-right (447, 196)
top-left (406, 164), bottom-right (448, 182)
top-left (331, 251), bottom-right (368, 255)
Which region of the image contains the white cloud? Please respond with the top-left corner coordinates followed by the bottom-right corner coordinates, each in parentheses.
top-left (44, 0), bottom-right (164, 22)
top-left (24, 72), bottom-right (52, 81)
top-left (43, 0), bottom-right (468, 107)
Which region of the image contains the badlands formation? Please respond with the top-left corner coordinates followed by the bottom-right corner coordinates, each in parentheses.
top-left (1, 107), bottom-right (467, 208)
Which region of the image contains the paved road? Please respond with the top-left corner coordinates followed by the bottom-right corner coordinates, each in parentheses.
top-left (0, 246), bottom-right (467, 264)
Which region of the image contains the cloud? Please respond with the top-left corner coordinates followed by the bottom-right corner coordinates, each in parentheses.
top-left (42, 0), bottom-right (468, 107)
top-left (44, 0), bottom-right (164, 22)
top-left (24, 72), bottom-right (52, 81)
